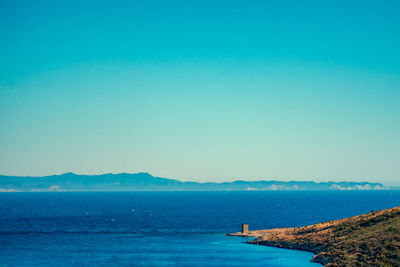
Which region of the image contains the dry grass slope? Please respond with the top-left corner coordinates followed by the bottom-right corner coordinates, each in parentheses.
top-left (231, 207), bottom-right (400, 266)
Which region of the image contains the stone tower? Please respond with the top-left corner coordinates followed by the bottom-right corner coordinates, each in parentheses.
top-left (242, 223), bottom-right (249, 234)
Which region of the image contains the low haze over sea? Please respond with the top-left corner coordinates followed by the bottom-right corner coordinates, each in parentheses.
top-left (1, 191), bottom-right (399, 266)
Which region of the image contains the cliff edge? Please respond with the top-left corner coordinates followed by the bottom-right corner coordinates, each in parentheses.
top-left (230, 207), bottom-right (400, 266)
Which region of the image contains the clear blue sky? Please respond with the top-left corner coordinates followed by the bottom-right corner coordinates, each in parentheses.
top-left (1, 0), bottom-right (399, 185)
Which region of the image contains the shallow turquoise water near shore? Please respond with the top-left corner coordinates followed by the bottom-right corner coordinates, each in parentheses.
top-left (0, 233), bottom-right (318, 266)
top-left (1, 191), bottom-right (400, 266)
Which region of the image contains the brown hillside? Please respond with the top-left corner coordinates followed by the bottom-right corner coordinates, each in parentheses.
top-left (230, 207), bottom-right (400, 266)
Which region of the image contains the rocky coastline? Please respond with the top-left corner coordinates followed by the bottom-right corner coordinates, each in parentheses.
top-left (229, 207), bottom-right (400, 266)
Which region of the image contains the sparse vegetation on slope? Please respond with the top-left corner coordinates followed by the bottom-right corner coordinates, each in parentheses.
top-left (231, 207), bottom-right (400, 266)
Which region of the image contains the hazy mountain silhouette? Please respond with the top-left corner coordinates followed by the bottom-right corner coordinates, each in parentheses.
top-left (0, 172), bottom-right (386, 192)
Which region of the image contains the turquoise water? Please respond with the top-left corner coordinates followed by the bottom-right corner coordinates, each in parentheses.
top-left (1, 191), bottom-right (400, 266)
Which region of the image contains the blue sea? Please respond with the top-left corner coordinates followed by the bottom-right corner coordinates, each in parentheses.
top-left (1, 191), bottom-right (400, 266)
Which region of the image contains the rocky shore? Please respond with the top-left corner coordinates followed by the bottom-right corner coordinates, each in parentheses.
top-left (229, 207), bottom-right (400, 266)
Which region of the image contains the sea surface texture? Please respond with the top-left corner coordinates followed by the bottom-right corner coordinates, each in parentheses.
top-left (1, 191), bottom-right (400, 266)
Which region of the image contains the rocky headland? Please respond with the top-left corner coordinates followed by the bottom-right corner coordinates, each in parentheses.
top-left (230, 207), bottom-right (400, 266)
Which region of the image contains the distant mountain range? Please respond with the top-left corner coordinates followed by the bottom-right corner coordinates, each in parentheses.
top-left (0, 172), bottom-right (387, 192)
